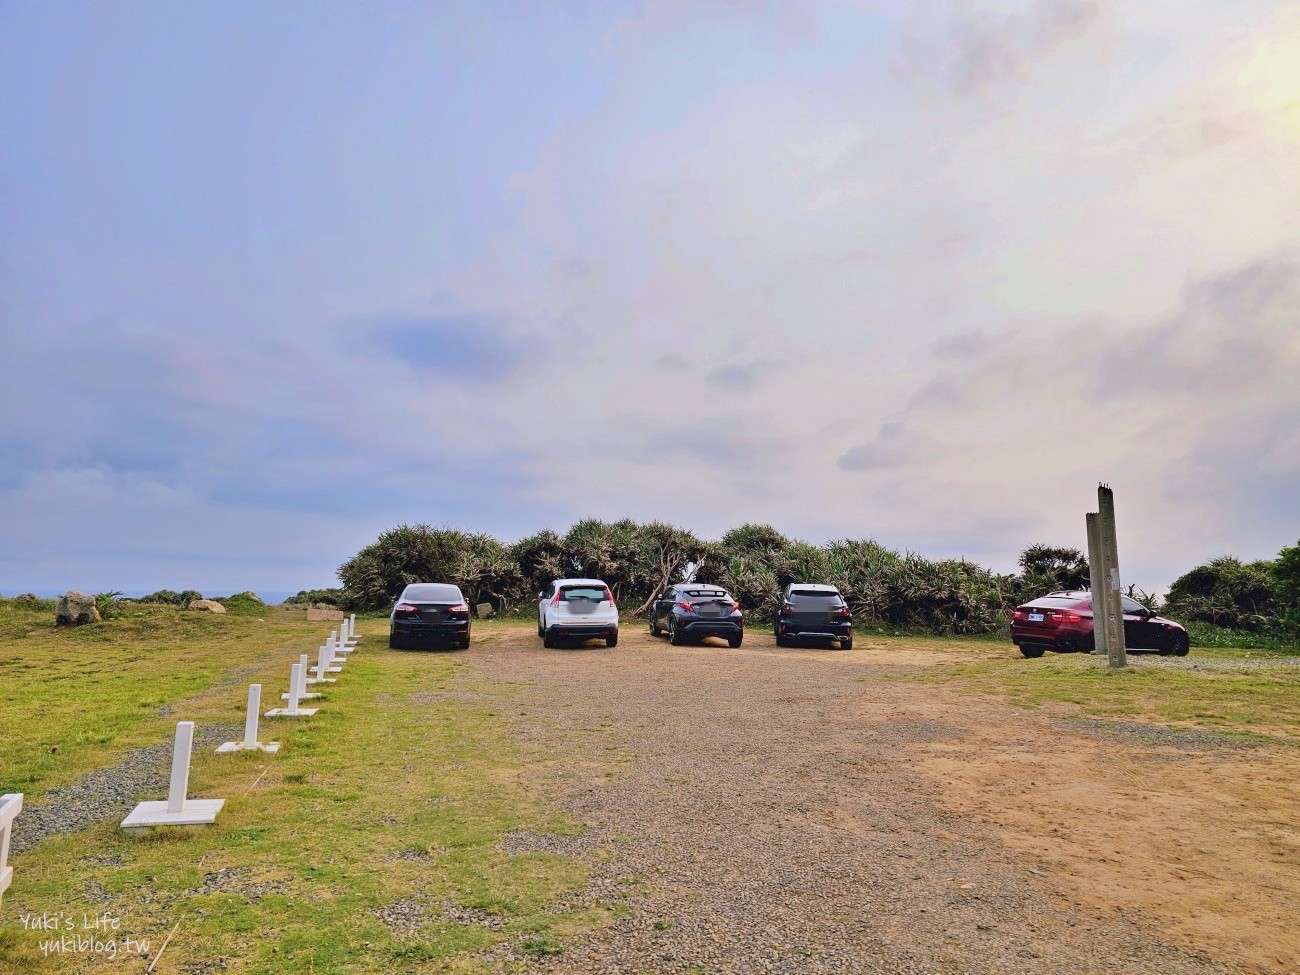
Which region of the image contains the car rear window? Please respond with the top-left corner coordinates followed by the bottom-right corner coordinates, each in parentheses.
top-left (790, 593), bottom-right (845, 608)
top-left (403, 584), bottom-right (463, 603)
top-left (561, 585), bottom-right (607, 600)
top-left (1023, 596), bottom-right (1087, 609)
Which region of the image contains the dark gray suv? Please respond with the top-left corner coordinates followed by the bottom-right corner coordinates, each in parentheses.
top-left (649, 584), bottom-right (743, 647)
top-left (774, 583), bottom-right (852, 649)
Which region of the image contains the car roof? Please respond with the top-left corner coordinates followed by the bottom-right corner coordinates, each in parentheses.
top-left (552, 578), bottom-right (608, 586)
top-left (787, 583), bottom-right (840, 592)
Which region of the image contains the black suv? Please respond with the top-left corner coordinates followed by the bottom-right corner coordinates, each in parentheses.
top-left (649, 584), bottom-right (744, 647)
top-left (774, 583), bottom-right (852, 649)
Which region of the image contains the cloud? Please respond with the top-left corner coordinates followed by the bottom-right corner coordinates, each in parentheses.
top-left (706, 360), bottom-right (771, 389)
top-left (838, 421), bottom-right (913, 471)
top-left (361, 314), bottom-right (534, 383)
top-left (933, 331), bottom-right (989, 360)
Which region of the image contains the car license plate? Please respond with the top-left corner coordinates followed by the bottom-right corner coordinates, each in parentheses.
top-left (1028, 612), bottom-right (1045, 622)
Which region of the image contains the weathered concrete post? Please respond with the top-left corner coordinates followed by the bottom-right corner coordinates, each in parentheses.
top-left (333, 627), bottom-right (355, 655)
top-left (0, 793), bottom-right (22, 906)
top-left (307, 643), bottom-right (339, 685)
top-left (1098, 484), bottom-right (1127, 669)
top-left (1085, 512), bottom-right (1109, 656)
top-left (282, 653), bottom-right (321, 701)
top-left (265, 663), bottom-right (318, 717)
top-left (121, 722), bottom-right (224, 828)
top-left (217, 685), bottom-right (280, 753)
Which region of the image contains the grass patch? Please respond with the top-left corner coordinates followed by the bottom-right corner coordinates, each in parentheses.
top-left (0, 607), bottom-right (591, 973)
top-left (892, 645), bottom-right (1300, 742)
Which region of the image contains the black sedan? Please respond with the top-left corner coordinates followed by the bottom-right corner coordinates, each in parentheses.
top-left (649, 584), bottom-right (743, 647)
top-left (389, 583), bottom-right (471, 650)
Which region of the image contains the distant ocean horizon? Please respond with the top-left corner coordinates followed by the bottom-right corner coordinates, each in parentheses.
top-left (1, 588), bottom-right (302, 605)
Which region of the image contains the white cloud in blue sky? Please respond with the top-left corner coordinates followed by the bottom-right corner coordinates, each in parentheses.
top-left (1, 1), bottom-right (1297, 593)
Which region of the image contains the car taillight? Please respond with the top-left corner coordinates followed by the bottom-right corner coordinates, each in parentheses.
top-left (1013, 609), bottom-right (1023, 620)
top-left (604, 588), bottom-right (616, 608)
top-left (1050, 611), bottom-right (1083, 623)
top-left (446, 603), bottom-right (469, 614)
top-left (832, 606), bottom-right (851, 618)
top-left (780, 602), bottom-right (793, 615)
top-left (677, 600), bottom-right (696, 613)
top-left (730, 600), bottom-right (742, 612)
top-left (394, 602), bottom-right (419, 614)
top-left (551, 591), bottom-right (562, 606)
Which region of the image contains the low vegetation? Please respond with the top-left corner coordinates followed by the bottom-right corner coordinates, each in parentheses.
top-left (333, 522), bottom-right (1299, 644)
top-left (0, 601), bottom-right (593, 973)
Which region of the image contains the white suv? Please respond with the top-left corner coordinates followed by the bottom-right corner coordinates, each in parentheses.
top-left (538, 578), bottom-right (619, 648)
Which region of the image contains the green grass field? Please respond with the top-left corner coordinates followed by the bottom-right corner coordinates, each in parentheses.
top-left (0, 601), bottom-right (592, 974)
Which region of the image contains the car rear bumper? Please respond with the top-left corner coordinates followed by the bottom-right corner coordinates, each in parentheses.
top-left (1010, 623), bottom-right (1090, 652)
top-left (392, 621), bottom-right (469, 645)
top-left (548, 624), bottom-right (617, 635)
top-left (779, 620), bottom-right (851, 639)
top-left (680, 619), bottom-right (743, 639)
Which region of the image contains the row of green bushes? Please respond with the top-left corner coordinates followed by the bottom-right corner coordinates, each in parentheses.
top-left (318, 522), bottom-right (1169, 635)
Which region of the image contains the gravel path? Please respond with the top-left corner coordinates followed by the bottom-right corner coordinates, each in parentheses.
top-left (468, 628), bottom-right (1239, 975)
top-left (10, 723), bottom-right (238, 854)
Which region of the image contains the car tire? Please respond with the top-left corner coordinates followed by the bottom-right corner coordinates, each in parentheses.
top-left (840, 635), bottom-right (853, 651)
top-left (1170, 631), bottom-right (1190, 657)
top-left (543, 628), bottom-right (557, 649)
top-left (458, 635), bottom-right (471, 650)
top-left (1019, 644), bottom-right (1046, 658)
top-left (650, 614), bottom-right (661, 637)
top-left (668, 618), bottom-right (686, 645)
top-left (388, 633), bottom-right (401, 649)
top-left (728, 633), bottom-right (742, 648)
top-left (606, 630), bottom-right (618, 648)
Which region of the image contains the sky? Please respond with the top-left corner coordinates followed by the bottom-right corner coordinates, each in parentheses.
top-left (1, 0), bottom-right (1297, 596)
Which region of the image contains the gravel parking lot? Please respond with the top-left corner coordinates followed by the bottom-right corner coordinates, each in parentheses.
top-left (466, 624), bottom-right (1294, 975)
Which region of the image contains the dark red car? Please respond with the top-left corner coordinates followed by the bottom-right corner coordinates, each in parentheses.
top-left (1011, 590), bottom-right (1189, 658)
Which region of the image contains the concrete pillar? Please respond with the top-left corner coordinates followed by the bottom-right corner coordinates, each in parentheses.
top-left (1085, 512), bottom-right (1109, 655)
top-left (217, 685), bottom-right (281, 753)
top-left (0, 793), bottom-right (22, 905)
top-left (166, 721), bottom-right (194, 814)
top-left (1098, 484), bottom-right (1127, 669)
top-left (121, 723), bottom-right (225, 828)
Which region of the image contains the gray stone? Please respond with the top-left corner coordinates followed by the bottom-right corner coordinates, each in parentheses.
top-left (55, 591), bottom-right (100, 625)
top-left (475, 602), bottom-right (495, 618)
top-left (188, 599), bottom-right (227, 614)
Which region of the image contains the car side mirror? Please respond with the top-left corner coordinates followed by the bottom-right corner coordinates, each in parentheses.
top-left (538, 590), bottom-right (546, 599)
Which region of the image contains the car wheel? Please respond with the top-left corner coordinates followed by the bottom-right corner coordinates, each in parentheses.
top-left (537, 617), bottom-right (545, 637)
top-left (650, 614), bottom-right (661, 637)
top-left (606, 630), bottom-right (618, 648)
top-left (543, 628), bottom-right (557, 649)
top-left (840, 635), bottom-right (853, 651)
top-left (728, 633), bottom-right (742, 648)
top-left (668, 617), bottom-right (685, 645)
top-left (388, 633), bottom-right (401, 649)
top-left (1170, 631), bottom-right (1190, 656)
top-left (458, 635), bottom-right (471, 650)
top-left (1019, 644), bottom-right (1045, 658)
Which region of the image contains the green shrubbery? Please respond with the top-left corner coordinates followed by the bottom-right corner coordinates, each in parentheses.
top-left (331, 524), bottom-right (1299, 643)
top-left (1163, 542), bottom-right (1300, 639)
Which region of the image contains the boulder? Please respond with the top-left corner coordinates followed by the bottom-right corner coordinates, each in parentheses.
top-left (238, 590), bottom-right (263, 603)
top-left (56, 591), bottom-right (101, 625)
top-left (475, 602), bottom-right (495, 618)
top-left (13, 593), bottom-right (39, 603)
top-left (188, 599), bottom-right (227, 614)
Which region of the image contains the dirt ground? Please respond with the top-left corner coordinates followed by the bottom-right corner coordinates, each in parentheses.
top-left (461, 623), bottom-right (1299, 974)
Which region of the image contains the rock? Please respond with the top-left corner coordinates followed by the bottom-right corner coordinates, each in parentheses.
top-left (475, 602), bottom-right (495, 618)
top-left (188, 599), bottom-right (227, 614)
top-left (56, 591), bottom-right (101, 625)
top-left (13, 593), bottom-right (40, 603)
top-left (238, 590), bottom-right (263, 603)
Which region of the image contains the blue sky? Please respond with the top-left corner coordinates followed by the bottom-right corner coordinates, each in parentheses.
top-left (2, 1), bottom-right (1297, 594)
